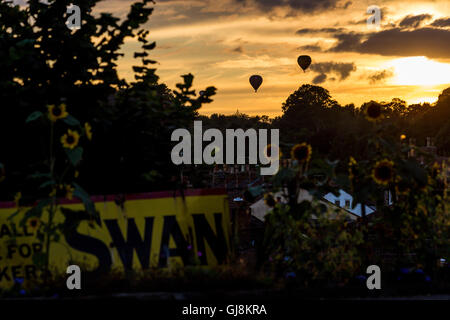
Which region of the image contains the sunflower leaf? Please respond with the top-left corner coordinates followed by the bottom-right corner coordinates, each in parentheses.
top-left (63, 115), bottom-right (81, 127)
top-left (65, 147), bottom-right (83, 166)
top-left (73, 183), bottom-right (98, 219)
top-left (25, 111), bottom-right (43, 123)
top-left (17, 198), bottom-right (51, 226)
top-left (39, 180), bottom-right (56, 189)
top-left (7, 210), bottom-right (21, 222)
top-left (28, 172), bottom-right (52, 180)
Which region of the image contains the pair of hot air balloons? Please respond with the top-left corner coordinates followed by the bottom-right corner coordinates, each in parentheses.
top-left (249, 55), bottom-right (312, 92)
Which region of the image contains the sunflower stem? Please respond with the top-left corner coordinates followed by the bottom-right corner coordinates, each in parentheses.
top-left (44, 122), bottom-right (56, 286)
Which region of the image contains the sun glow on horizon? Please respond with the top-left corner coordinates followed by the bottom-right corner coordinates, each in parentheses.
top-left (408, 96), bottom-right (438, 105)
top-left (388, 57), bottom-right (450, 87)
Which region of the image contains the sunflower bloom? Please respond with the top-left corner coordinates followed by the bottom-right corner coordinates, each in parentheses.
top-left (27, 218), bottom-right (41, 232)
top-left (431, 162), bottom-right (441, 178)
top-left (48, 104), bottom-right (68, 122)
top-left (395, 177), bottom-right (410, 196)
top-left (211, 146), bottom-right (221, 157)
top-left (49, 188), bottom-right (57, 198)
top-left (65, 185), bottom-right (75, 200)
top-left (365, 102), bottom-right (384, 122)
top-left (84, 122), bottom-right (92, 141)
top-left (291, 143), bottom-right (312, 163)
top-left (61, 129), bottom-right (80, 149)
top-left (264, 144), bottom-right (282, 160)
top-left (264, 193), bottom-right (276, 207)
top-left (372, 159), bottom-right (395, 185)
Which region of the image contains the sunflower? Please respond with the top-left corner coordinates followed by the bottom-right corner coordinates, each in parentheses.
top-left (84, 122), bottom-right (92, 141)
top-left (211, 146), bottom-right (221, 157)
top-left (48, 103), bottom-right (68, 122)
top-left (65, 184), bottom-right (75, 200)
top-left (395, 177), bottom-right (410, 196)
top-left (61, 129), bottom-right (80, 149)
top-left (431, 162), bottom-right (441, 177)
top-left (264, 144), bottom-right (282, 160)
top-left (372, 159), bottom-right (395, 185)
top-left (264, 193), bottom-right (276, 207)
top-left (291, 143), bottom-right (312, 163)
top-left (365, 102), bottom-right (384, 122)
top-left (27, 217), bottom-right (41, 232)
top-left (49, 188), bottom-right (57, 198)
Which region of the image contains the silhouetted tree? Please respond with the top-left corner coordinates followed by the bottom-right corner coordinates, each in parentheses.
top-left (0, 0), bottom-right (216, 199)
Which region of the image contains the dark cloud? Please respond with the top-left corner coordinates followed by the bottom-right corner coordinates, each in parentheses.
top-left (310, 62), bottom-right (356, 81)
top-left (150, 0), bottom-right (352, 28)
top-left (398, 14), bottom-right (432, 28)
top-left (431, 17), bottom-right (450, 28)
top-left (232, 46), bottom-right (244, 53)
top-left (234, 0), bottom-right (342, 14)
top-left (368, 69), bottom-right (394, 84)
top-left (312, 73), bottom-right (327, 84)
top-left (329, 32), bottom-right (362, 52)
top-left (329, 28), bottom-right (450, 59)
top-left (297, 44), bottom-right (322, 52)
top-left (296, 27), bottom-right (345, 35)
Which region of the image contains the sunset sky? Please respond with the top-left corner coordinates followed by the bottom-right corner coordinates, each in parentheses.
top-left (97, 0), bottom-right (450, 116)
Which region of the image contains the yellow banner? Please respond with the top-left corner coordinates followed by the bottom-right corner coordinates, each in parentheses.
top-left (0, 189), bottom-right (231, 289)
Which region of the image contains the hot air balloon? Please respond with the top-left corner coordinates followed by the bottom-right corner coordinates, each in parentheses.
top-left (249, 75), bottom-right (263, 92)
top-left (297, 55), bottom-right (312, 72)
